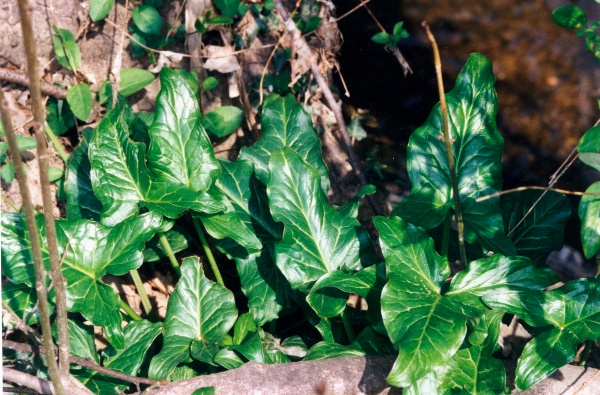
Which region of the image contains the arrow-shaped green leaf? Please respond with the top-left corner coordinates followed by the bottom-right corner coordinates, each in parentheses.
top-left (394, 53), bottom-right (514, 255)
top-left (149, 256), bottom-right (238, 380)
top-left (240, 94), bottom-right (329, 195)
top-left (1, 211), bottom-right (162, 349)
top-left (483, 277), bottom-right (600, 390)
top-left (446, 254), bottom-right (559, 310)
top-left (147, 68), bottom-right (220, 192)
top-left (374, 215), bottom-right (473, 388)
top-left (501, 190), bottom-right (570, 264)
top-left (267, 148), bottom-right (363, 293)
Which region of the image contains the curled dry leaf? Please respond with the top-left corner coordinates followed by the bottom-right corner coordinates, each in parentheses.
top-left (202, 45), bottom-right (241, 73)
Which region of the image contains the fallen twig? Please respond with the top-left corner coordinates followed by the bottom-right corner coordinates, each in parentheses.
top-left (0, 67), bottom-right (67, 99)
top-left (2, 340), bottom-right (160, 387)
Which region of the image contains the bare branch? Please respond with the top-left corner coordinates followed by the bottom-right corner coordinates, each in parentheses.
top-left (16, 0), bottom-right (71, 381)
top-left (0, 67), bottom-right (67, 99)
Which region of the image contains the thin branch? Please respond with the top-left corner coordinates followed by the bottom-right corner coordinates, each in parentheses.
top-left (334, 0), bottom-right (372, 22)
top-left (3, 367), bottom-right (54, 395)
top-left (273, 0), bottom-right (387, 216)
top-left (0, 67), bottom-right (67, 99)
top-left (476, 186), bottom-right (600, 202)
top-left (423, 22), bottom-right (467, 269)
top-left (0, 87), bottom-right (64, 395)
top-left (2, 340), bottom-right (160, 387)
top-left (17, 0), bottom-right (70, 381)
top-left (359, 1), bottom-right (412, 75)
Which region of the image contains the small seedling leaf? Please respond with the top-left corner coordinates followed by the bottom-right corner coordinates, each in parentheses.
top-left (552, 5), bottom-right (587, 29)
top-left (119, 68), bottom-right (155, 97)
top-left (132, 5), bottom-right (162, 35)
top-left (200, 106), bottom-right (244, 138)
top-left (89, 0), bottom-right (115, 21)
top-left (66, 83), bottom-right (93, 121)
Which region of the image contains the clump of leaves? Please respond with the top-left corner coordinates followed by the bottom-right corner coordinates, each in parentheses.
top-left (553, 4), bottom-right (600, 62)
top-left (3, 53), bottom-right (599, 395)
top-left (371, 21), bottom-right (410, 49)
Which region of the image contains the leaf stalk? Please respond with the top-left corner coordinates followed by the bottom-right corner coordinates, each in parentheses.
top-left (119, 299), bottom-right (142, 321)
top-left (423, 22), bottom-right (468, 269)
top-left (129, 269), bottom-right (152, 316)
top-left (193, 217), bottom-right (225, 286)
top-left (159, 233), bottom-right (181, 279)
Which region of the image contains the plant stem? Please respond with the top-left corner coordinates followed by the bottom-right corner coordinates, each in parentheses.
top-left (423, 22), bottom-right (468, 270)
top-left (129, 269), bottom-right (152, 316)
top-left (341, 308), bottom-right (356, 343)
top-left (17, 0), bottom-right (71, 382)
top-left (441, 211), bottom-right (452, 258)
top-left (119, 299), bottom-right (142, 321)
top-left (0, 89), bottom-right (65, 395)
top-left (193, 217), bottom-right (225, 286)
top-left (159, 233), bottom-right (181, 279)
top-left (580, 340), bottom-right (593, 366)
top-left (44, 122), bottom-right (69, 162)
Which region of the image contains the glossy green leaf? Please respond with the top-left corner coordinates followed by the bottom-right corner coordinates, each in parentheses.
top-left (147, 69), bottom-right (220, 192)
top-left (174, 69), bottom-right (199, 98)
top-left (2, 281), bottom-right (42, 326)
top-left (579, 181), bottom-right (600, 258)
top-left (338, 184), bottom-right (377, 219)
top-left (102, 320), bottom-right (163, 375)
top-left (89, 104), bottom-right (223, 225)
top-left (307, 264), bottom-right (380, 318)
top-left (66, 83), bottom-right (92, 121)
top-left (52, 26), bottom-right (80, 72)
top-left (56, 320), bottom-right (98, 362)
top-left (74, 320), bottom-right (162, 394)
top-left (64, 128), bottom-right (102, 221)
top-left (60, 213), bottom-right (162, 348)
top-left (268, 148), bottom-right (363, 293)
top-left (578, 125), bottom-right (600, 171)
top-left (240, 94), bottom-right (329, 194)
top-left (374, 216), bottom-right (449, 289)
top-left (119, 68), bottom-right (155, 97)
top-left (407, 310), bottom-right (506, 395)
top-left (303, 342), bottom-right (365, 360)
top-left (46, 98), bottom-right (75, 135)
top-left (89, 0), bottom-right (115, 21)
top-left (501, 190), bottom-right (570, 264)
top-left (149, 256), bottom-right (238, 380)
top-left (132, 5), bottom-right (162, 35)
top-left (215, 160), bottom-right (281, 243)
top-left (483, 277), bottom-right (600, 390)
top-left (395, 53), bottom-right (514, 255)
top-left (214, 348), bottom-right (244, 369)
top-left (447, 255), bottom-right (559, 310)
top-left (196, 189), bottom-right (262, 252)
top-left (207, 160), bottom-right (290, 325)
top-left (1, 213), bottom-right (49, 287)
top-left (234, 248), bottom-right (293, 326)
top-left (375, 215), bottom-right (474, 388)
top-left (1, 212), bottom-right (162, 349)
top-left (371, 32), bottom-right (390, 45)
top-left (191, 387), bottom-right (216, 395)
top-left (213, 0), bottom-right (240, 18)
top-left (232, 312), bottom-right (257, 345)
top-left (201, 106), bottom-right (244, 138)
top-left (552, 5), bottom-right (587, 29)
top-left (89, 104), bottom-right (147, 224)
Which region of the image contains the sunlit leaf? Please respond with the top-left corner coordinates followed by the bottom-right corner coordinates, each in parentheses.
top-left (148, 256), bottom-right (237, 379)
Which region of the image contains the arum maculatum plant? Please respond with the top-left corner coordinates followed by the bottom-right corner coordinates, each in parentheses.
top-left (3, 53), bottom-right (599, 394)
